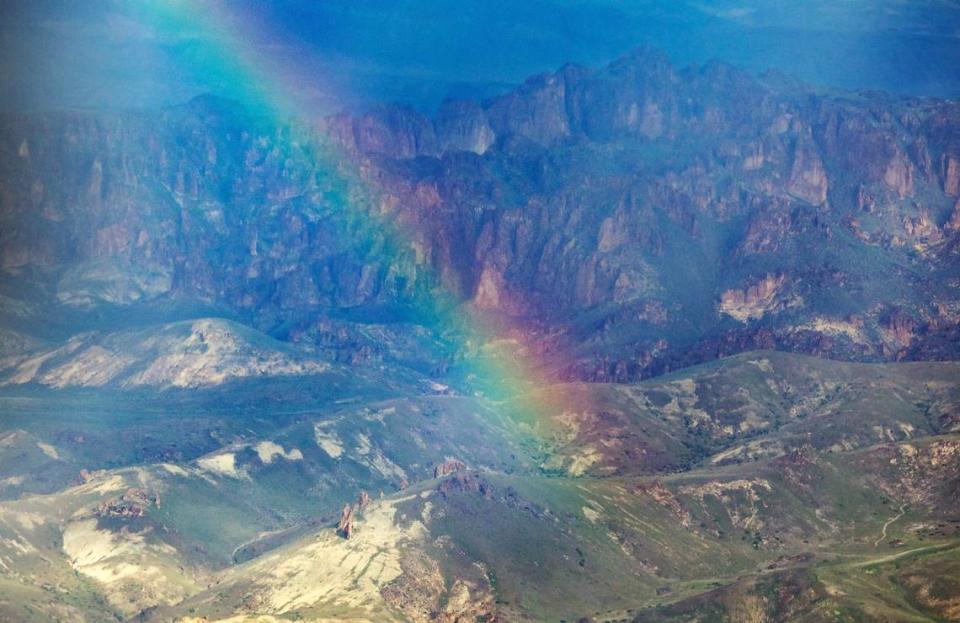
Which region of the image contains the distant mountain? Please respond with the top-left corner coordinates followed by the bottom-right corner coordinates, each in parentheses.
top-left (2, 49), bottom-right (960, 382)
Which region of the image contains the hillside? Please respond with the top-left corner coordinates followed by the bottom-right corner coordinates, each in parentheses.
top-left (0, 352), bottom-right (957, 621)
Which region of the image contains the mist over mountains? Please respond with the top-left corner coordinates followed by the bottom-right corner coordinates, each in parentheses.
top-left (4, 0), bottom-right (960, 113)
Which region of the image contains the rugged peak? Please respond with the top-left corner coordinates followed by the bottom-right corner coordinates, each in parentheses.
top-left (3, 46), bottom-right (960, 385)
top-left (620, 45), bottom-right (673, 69)
top-left (556, 61), bottom-right (591, 79)
top-left (787, 135), bottom-right (829, 205)
top-left (758, 68), bottom-right (812, 96)
top-left (597, 47), bottom-right (677, 89)
top-left (326, 103), bottom-right (437, 158)
top-left (698, 57), bottom-right (743, 79)
top-left (436, 98), bottom-right (495, 155)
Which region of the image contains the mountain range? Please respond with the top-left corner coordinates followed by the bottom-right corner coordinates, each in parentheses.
top-left (0, 48), bottom-right (959, 622)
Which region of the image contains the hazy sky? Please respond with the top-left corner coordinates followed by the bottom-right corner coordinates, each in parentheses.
top-left (2, 0), bottom-right (960, 113)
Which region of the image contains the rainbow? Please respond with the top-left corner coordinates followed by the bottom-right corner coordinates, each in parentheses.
top-left (132, 0), bottom-right (581, 449)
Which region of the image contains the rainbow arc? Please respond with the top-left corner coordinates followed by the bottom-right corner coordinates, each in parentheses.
top-left (136, 0), bottom-right (589, 443)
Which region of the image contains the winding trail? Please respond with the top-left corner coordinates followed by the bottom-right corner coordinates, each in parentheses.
top-left (873, 503), bottom-right (907, 548)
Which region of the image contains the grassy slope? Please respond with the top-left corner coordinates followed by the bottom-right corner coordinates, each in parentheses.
top-left (151, 432), bottom-right (959, 622)
top-left (0, 351), bottom-right (958, 621)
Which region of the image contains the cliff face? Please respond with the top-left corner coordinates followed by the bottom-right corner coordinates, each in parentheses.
top-left (0, 100), bottom-right (427, 321)
top-left (2, 49), bottom-right (960, 380)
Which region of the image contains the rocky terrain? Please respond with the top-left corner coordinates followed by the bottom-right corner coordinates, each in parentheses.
top-left (0, 48), bottom-right (959, 622)
top-left (3, 48), bottom-right (960, 382)
top-left (0, 351), bottom-right (957, 622)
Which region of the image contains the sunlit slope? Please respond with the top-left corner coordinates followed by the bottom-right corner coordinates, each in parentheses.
top-left (504, 351), bottom-right (960, 476)
top-left (0, 352), bottom-right (957, 621)
top-left (152, 434), bottom-right (959, 622)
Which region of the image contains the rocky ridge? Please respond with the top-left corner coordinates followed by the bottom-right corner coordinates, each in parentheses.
top-left (1, 48), bottom-right (960, 382)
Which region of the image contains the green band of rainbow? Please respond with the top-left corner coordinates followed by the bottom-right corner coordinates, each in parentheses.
top-left (132, 0), bottom-right (578, 445)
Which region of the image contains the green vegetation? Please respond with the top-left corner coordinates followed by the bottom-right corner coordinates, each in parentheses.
top-left (0, 351), bottom-right (957, 622)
